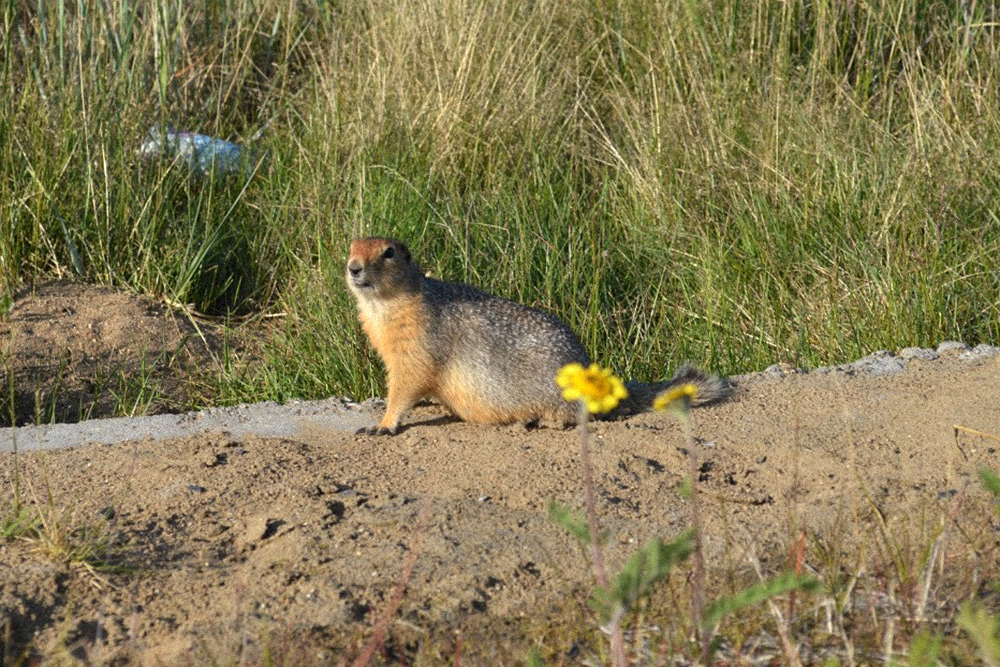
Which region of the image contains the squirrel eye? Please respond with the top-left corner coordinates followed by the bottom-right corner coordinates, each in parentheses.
top-left (382, 246), bottom-right (396, 260)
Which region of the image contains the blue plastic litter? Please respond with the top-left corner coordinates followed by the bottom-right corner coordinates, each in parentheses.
top-left (139, 126), bottom-right (259, 176)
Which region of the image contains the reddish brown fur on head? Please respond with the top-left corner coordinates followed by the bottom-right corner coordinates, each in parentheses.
top-left (348, 237), bottom-right (412, 265)
top-left (346, 237), bottom-right (421, 302)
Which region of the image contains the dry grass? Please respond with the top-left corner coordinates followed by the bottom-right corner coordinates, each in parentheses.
top-left (2, 0), bottom-right (999, 407)
top-left (3, 0), bottom-right (1000, 662)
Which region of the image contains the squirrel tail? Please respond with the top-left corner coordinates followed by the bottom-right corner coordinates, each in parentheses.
top-left (608, 363), bottom-right (730, 419)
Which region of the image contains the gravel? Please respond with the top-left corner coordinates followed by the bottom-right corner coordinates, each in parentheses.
top-left (2, 342), bottom-right (996, 452)
top-left (1, 397), bottom-right (381, 452)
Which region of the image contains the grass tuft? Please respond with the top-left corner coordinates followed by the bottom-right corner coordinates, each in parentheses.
top-left (2, 0), bottom-right (999, 407)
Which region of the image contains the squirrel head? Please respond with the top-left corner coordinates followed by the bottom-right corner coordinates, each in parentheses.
top-left (346, 237), bottom-right (422, 300)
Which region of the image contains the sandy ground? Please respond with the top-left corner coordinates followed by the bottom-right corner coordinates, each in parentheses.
top-left (0, 282), bottom-right (218, 427)
top-left (2, 283), bottom-right (1000, 665)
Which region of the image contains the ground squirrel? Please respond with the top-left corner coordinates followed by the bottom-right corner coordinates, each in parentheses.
top-left (347, 237), bottom-right (727, 435)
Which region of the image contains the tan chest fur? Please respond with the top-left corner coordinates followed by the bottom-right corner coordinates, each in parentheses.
top-left (356, 294), bottom-right (435, 379)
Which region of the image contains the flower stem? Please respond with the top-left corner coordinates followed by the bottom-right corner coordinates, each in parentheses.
top-left (684, 414), bottom-right (710, 664)
top-left (577, 401), bottom-right (626, 667)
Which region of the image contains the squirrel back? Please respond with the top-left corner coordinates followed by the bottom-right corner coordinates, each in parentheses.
top-left (347, 237), bottom-right (726, 435)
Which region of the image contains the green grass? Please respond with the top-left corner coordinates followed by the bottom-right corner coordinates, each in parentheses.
top-left (2, 0), bottom-right (999, 408)
top-left (5, 3), bottom-right (1000, 655)
top-left (0, 477), bottom-right (118, 579)
top-left (541, 383), bottom-right (1000, 666)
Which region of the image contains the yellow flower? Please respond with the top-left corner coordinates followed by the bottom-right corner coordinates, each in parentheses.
top-left (556, 362), bottom-right (628, 414)
top-left (653, 383), bottom-right (699, 415)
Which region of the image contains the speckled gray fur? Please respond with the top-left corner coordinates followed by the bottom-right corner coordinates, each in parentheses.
top-left (421, 277), bottom-right (589, 421)
top-left (419, 277), bottom-right (727, 422)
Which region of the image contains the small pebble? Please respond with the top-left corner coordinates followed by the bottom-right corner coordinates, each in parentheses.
top-left (899, 347), bottom-right (938, 361)
top-left (848, 352), bottom-right (905, 377)
top-left (763, 362), bottom-right (800, 377)
top-left (960, 343), bottom-right (1000, 360)
top-left (759, 340), bottom-right (1000, 379)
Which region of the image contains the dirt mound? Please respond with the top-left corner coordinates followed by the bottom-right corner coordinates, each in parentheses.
top-left (1, 347), bottom-right (999, 664)
top-left (0, 282), bottom-right (219, 426)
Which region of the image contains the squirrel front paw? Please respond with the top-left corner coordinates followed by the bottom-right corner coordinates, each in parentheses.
top-left (356, 425), bottom-right (400, 436)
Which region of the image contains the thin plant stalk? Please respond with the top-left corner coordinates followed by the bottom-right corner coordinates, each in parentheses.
top-left (350, 495), bottom-right (431, 667)
top-left (682, 411), bottom-right (710, 664)
top-left (577, 400), bottom-right (627, 667)
top-left (7, 362), bottom-right (21, 510)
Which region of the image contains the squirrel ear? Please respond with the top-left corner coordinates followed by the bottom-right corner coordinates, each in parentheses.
top-left (399, 244), bottom-right (412, 262)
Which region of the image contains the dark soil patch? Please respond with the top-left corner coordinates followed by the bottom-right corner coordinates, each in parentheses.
top-left (0, 281), bottom-right (221, 426)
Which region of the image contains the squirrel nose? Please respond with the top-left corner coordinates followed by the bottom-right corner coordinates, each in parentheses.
top-left (348, 262), bottom-right (363, 276)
